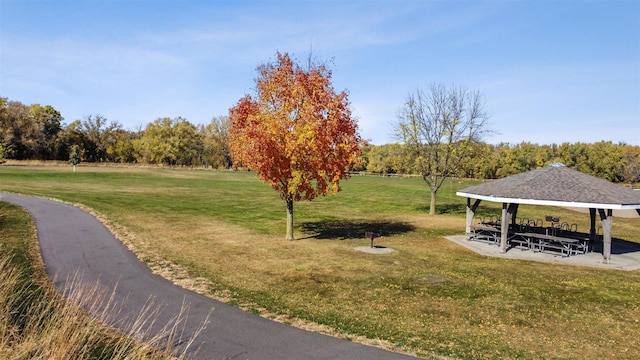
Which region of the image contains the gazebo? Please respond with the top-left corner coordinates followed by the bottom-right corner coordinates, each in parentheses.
top-left (456, 163), bottom-right (640, 263)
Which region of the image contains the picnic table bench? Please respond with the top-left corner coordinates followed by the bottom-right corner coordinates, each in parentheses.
top-left (468, 225), bottom-right (501, 245)
top-left (468, 217), bottom-right (591, 258)
top-left (530, 233), bottom-right (580, 257)
top-left (509, 232), bottom-right (538, 250)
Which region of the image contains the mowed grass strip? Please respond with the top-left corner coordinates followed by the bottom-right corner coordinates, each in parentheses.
top-left (2, 166), bottom-right (640, 359)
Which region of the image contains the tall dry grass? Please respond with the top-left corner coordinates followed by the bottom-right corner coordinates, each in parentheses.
top-left (0, 254), bottom-right (208, 359)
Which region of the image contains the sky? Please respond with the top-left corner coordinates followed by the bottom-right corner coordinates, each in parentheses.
top-left (1, 0), bottom-right (639, 146)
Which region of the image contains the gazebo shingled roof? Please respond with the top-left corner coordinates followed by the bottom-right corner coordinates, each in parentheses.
top-left (456, 163), bottom-right (640, 264)
top-left (457, 163), bottom-right (640, 209)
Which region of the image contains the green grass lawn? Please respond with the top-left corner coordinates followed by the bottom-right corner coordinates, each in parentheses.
top-left (2, 165), bottom-right (639, 359)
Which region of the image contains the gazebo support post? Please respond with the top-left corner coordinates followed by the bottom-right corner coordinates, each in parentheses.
top-left (589, 208), bottom-right (597, 241)
top-left (598, 209), bottom-right (613, 264)
top-left (498, 203), bottom-right (518, 253)
top-left (500, 203), bottom-right (509, 253)
top-left (465, 198), bottom-right (481, 238)
top-left (508, 203), bottom-right (519, 226)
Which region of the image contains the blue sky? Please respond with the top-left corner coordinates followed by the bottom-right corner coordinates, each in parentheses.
top-left (1, 0), bottom-right (638, 145)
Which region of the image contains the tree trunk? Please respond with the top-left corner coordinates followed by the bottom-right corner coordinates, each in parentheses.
top-left (285, 198), bottom-right (294, 240)
top-left (73, 165), bottom-right (76, 173)
top-left (429, 188), bottom-right (437, 215)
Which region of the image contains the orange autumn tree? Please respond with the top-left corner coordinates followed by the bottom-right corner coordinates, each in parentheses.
top-left (229, 52), bottom-right (362, 240)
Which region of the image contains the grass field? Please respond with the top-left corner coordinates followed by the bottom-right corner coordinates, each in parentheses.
top-left (1, 165), bottom-right (640, 359)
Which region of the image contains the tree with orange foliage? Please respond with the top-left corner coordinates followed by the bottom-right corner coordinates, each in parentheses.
top-left (229, 52), bottom-right (362, 240)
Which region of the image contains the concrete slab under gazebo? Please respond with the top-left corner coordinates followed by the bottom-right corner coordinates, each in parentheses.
top-left (456, 163), bottom-right (640, 264)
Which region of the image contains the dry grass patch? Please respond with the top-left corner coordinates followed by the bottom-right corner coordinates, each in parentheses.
top-left (104, 209), bottom-right (640, 359)
top-left (0, 202), bottom-right (208, 359)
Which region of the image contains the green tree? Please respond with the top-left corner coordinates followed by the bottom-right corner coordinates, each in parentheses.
top-left (107, 129), bottom-right (139, 163)
top-left (585, 141), bottom-right (622, 181)
top-left (173, 119), bottom-right (201, 166)
top-left (618, 145), bottom-right (640, 188)
top-left (366, 144), bottom-right (396, 174)
top-left (0, 142), bottom-right (5, 164)
top-left (55, 120), bottom-right (85, 162)
top-left (29, 104), bottom-right (64, 159)
top-left (199, 116), bottom-right (232, 169)
top-left (137, 117), bottom-right (201, 166)
top-left (458, 142), bottom-right (493, 179)
top-left (0, 100), bottom-right (44, 159)
top-left (69, 144), bottom-right (81, 172)
top-left (80, 114), bottom-right (121, 162)
top-left (395, 83), bottom-right (491, 215)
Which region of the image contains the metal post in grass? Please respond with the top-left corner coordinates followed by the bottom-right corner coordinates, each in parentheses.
top-left (365, 232), bottom-right (379, 248)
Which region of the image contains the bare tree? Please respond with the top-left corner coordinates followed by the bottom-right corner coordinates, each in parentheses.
top-left (395, 83), bottom-right (492, 215)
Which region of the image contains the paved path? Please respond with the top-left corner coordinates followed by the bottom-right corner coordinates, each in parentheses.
top-left (1, 193), bottom-right (418, 360)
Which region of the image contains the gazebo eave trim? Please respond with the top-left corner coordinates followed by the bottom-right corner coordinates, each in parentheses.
top-left (455, 191), bottom-right (640, 210)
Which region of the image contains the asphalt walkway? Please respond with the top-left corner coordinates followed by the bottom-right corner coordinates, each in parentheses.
top-left (1, 193), bottom-right (418, 360)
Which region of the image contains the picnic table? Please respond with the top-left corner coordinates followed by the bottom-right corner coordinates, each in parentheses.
top-left (468, 217), bottom-right (590, 257)
top-left (468, 225), bottom-right (501, 245)
top-left (511, 231), bottom-right (589, 257)
top-left (530, 233), bottom-right (578, 257)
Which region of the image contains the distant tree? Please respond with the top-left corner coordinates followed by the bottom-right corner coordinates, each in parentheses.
top-left (29, 104), bottom-right (64, 159)
top-left (585, 141), bottom-right (622, 181)
top-left (199, 116), bottom-right (232, 169)
top-left (619, 145), bottom-right (640, 188)
top-left (137, 117), bottom-right (201, 166)
top-left (457, 142), bottom-right (493, 179)
top-left (500, 142), bottom-right (540, 176)
top-left (80, 114), bottom-right (121, 162)
top-left (395, 83), bottom-right (491, 215)
top-left (352, 144), bottom-right (371, 172)
top-left (55, 119), bottom-right (85, 161)
top-left (0, 99), bottom-right (45, 159)
top-left (0, 97), bottom-right (8, 162)
top-left (0, 142), bottom-right (5, 164)
top-left (229, 52), bottom-right (362, 240)
top-left (69, 144), bottom-right (81, 172)
top-left (366, 145), bottom-right (394, 174)
top-left (173, 119), bottom-right (202, 166)
top-left (366, 144), bottom-right (411, 174)
top-left (107, 129), bottom-right (138, 163)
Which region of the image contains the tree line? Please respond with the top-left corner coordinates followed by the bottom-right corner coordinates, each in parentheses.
top-left (0, 97), bottom-right (231, 169)
top-left (360, 141), bottom-right (640, 185)
top-left (1, 95), bottom-right (638, 185)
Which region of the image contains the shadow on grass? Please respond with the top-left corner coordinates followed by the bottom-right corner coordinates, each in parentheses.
top-left (416, 203), bottom-right (499, 216)
top-left (299, 219), bottom-right (416, 240)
